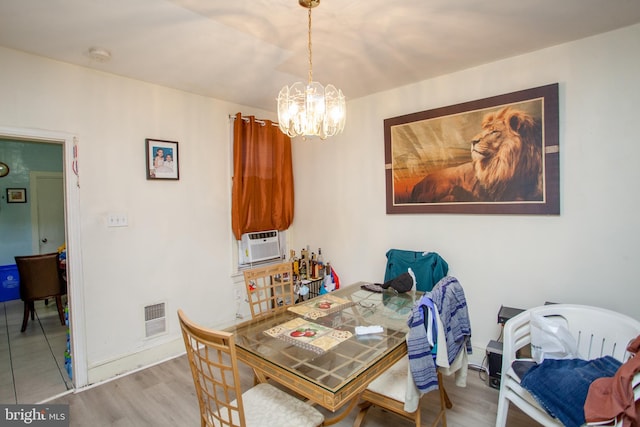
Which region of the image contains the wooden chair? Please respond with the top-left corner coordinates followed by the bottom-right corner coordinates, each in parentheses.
top-left (177, 309), bottom-right (324, 427)
top-left (243, 262), bottom-right (294, 319)
top-left (353, 358), bottom-right (451, 427)
top-left (355, 276), bottom-right (471, 427)
top-left (495, 304), bottom-right (640, 427)
top-left (15, 252), bottom-right (66, 332)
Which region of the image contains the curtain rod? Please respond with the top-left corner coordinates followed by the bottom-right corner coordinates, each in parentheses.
top-left (228, 114), bottom-right (279, 127)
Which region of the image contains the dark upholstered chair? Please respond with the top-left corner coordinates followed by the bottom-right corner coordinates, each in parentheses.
top-left (15, 252), bottom-right (66, 332)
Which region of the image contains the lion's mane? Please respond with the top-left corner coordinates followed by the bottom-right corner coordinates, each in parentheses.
top-left (410, 107), bottom-right (543, 203)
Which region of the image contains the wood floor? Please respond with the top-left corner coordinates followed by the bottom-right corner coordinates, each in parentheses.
top-left (49, 354), bottom-right (534, 426)
top-left (1, 295), bottom-right (533, 426)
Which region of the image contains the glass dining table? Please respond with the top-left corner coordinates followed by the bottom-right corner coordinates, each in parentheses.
top-left (226, 282), bottom-right (420, 425)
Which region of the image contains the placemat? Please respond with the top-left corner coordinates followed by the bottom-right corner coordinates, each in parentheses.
top-left (287, 294), bottom-right (356, 319)
top-left (264, 317), bottom-right (353, 354)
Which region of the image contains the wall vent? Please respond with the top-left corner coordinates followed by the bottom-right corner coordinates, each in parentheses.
top-left (144, 302), bottom-right (166, 338)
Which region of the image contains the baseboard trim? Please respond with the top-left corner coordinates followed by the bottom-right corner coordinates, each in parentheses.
top-left (86, 338), bottom-right (185, 385)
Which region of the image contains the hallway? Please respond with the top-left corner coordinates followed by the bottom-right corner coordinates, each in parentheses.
top-left (0, 298), bottom-right (72, 403)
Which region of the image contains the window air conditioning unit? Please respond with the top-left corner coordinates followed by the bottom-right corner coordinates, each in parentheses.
top-left (239, 230), bottom-right (281, 264)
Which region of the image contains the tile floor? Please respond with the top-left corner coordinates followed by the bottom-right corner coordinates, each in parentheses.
top-left (0, 298), bottom-right (72, 403)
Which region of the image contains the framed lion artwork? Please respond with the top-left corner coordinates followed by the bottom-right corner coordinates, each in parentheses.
top-left (384, 83), bottom-right (559, 215)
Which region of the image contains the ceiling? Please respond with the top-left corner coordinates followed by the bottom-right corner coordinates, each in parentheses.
top-left (1, 0), bottom-right (639, 112)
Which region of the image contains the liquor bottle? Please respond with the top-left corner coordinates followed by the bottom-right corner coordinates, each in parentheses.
top-left (317, 248), bottom-right (325, 278)
top-left (299, 249), bottom-right (307, 280)
top-left (310, 252), bottom-right (317, 279)
top-left (289, 250), bottom-right (299, 283)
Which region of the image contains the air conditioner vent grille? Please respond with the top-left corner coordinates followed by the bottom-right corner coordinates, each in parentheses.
top-left (144, 302), bottom-right (166, 338)
top-left (239, 230), bottom-right (280, 264)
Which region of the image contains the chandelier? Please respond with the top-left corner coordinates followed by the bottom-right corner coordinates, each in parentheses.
top-left (277, 0), bottom-right (346, 140)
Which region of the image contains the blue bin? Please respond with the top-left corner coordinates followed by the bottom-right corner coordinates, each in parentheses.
top-left (0, 264), bottom-right (20, 302)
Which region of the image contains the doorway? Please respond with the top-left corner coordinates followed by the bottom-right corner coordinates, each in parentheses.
top-left (30, 171), bottom-right (65, 254)
top-left (0, 126), bottom-right (87, 393)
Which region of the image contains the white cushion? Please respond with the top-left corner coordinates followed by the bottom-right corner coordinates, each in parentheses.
top-left (366, 357), bottom-right (409, 402)
top-left (237, 383), bottom-right (324, 427)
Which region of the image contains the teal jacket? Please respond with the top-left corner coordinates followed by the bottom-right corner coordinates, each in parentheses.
top-left (383, 249), bottom-right (448, 292)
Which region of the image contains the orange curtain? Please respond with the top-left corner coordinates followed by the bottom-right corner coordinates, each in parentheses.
top-left (231, 113), bottom-right (294, 240)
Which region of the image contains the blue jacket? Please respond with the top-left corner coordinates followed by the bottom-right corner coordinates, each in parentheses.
top-left (407, 276), bottom-right (472, 393)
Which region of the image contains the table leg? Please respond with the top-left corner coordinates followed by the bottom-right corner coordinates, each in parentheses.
top-left (352, 401), bottom-right (372, 427)
top-left (323, 394), bottom-right (361, 426)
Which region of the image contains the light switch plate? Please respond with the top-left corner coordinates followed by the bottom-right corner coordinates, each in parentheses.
top-left (107, 214), bottom-right (128, 227)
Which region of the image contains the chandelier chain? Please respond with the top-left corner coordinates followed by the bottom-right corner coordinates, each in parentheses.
top-left (307, 5), bottom-right (313, 84)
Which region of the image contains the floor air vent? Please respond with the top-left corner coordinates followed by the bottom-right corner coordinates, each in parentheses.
top-left (144, 302), bottom-right (166, 338)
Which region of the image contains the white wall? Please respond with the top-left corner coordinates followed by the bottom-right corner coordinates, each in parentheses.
top-left (0, 46), bottom-right (274, 383)
top-left (290, 24), bottom-right (640, 364)
top-left (1, 23), bottom-right (638, 384)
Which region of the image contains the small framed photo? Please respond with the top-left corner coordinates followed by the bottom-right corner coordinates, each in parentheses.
top-left (146, 139), bottom-right (179, 180)
top-left (7, 188), bottom-right (27, 203)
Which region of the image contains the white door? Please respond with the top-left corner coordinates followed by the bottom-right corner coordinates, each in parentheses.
top-left (30, 172), bottom-right (65, 254)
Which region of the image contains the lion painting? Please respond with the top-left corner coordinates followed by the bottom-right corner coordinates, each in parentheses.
top-left (410, 107), bottom-right (543, 203)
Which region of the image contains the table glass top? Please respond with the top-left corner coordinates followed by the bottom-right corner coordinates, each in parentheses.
top-left (228, 282), bottom-right (419, 393)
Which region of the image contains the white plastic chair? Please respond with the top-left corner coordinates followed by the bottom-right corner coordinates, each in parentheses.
top-left (495, 304), bottom-right (640, 427)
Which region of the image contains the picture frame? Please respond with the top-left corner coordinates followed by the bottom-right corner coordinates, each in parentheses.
top-left (384, 83), bottom-right (559, 215)
top-left (146, 139), bottom-right (179, 180)
top-left (7, 188), bottom-right (27, 203)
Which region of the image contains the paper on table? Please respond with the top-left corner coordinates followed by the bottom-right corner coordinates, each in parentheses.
top-left (264, 317), bottom-right (353, 354)
top-left (355, 325), bottom-right (384, 335)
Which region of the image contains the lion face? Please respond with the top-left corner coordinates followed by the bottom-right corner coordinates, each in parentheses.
top-left (470, 107), bottom-right (542, 201)
top-left (471, 120), bottom-right (516, 162)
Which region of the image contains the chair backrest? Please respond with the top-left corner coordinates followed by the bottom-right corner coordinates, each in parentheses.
top-left (178, 309), bottom-right (246, 427)
top-left (509, 304), bottom-right (640, 363)
top-left (15, 252), bottom-right (65, 301)
top-left (243, 262), bottom-right (294, 319)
